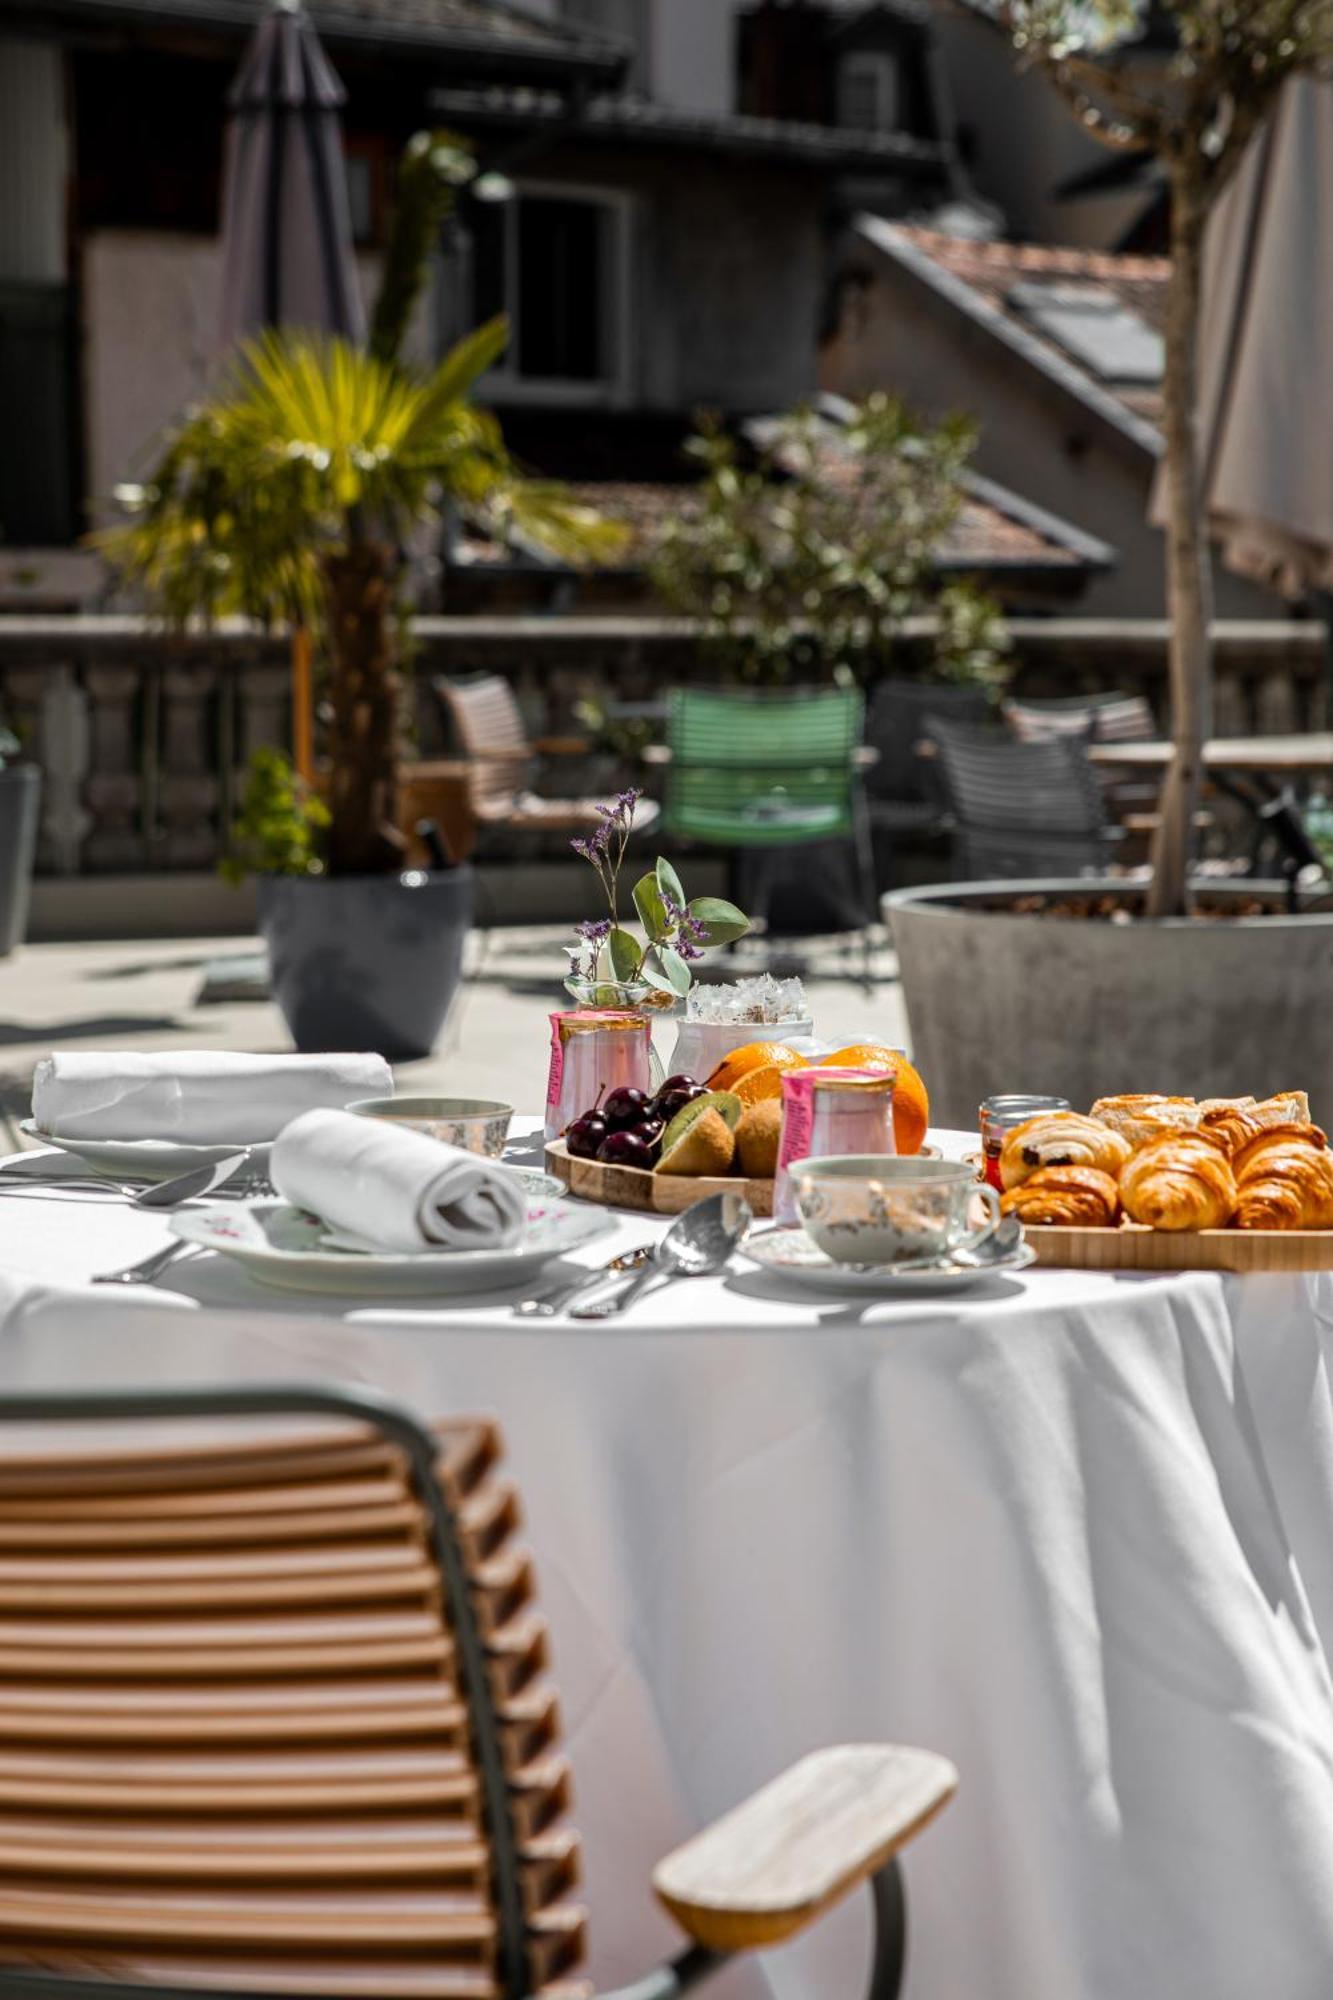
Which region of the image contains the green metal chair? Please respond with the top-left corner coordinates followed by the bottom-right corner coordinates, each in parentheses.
top-left (661, 686), bottom-right (877, 935)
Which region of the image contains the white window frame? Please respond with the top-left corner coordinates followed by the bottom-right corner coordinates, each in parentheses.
top-left (476, 180), bottom-right (635, 410)
top-left (836, 51), bottom-right (900, 135)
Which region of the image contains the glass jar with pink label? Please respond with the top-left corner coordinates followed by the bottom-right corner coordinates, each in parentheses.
top-left (775, 1066), bottom-right (897, 1222)
top-left (545, 1011), bottom-right (653, 1141)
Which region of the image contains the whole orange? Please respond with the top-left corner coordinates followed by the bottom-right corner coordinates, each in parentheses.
top-left (707, 1041), bottom-right (808, 1096)
top-left (819, 1045), bottom-right (930, 1155)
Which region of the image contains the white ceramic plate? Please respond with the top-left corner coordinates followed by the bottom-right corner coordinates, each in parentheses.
top-left (171, 1198), bottom-right (612, 1296)
top-left (739, 1224), bottom-right (1035, 1295)
top-left (21, 1122), bottom-right (273, 1182)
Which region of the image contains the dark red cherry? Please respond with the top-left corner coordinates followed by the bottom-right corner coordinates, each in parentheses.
top-left (634, 1118), bottom-right (664, 1162)
top-left (566, 1112), bottom-right (607, 1160)
top-left (598, 1130), bottom-right (654, 1169)
top-left (603, 1087), bottom-right (652, 1131)
top-left (655, 1080), bottom-right (706, 1122)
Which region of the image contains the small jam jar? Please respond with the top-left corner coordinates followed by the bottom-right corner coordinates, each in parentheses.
top-left (776, 1066), bottom-right (897, 1223)
top-left (979, 1094), bottom-right (1071, 1192)
top-left (546, 1011), bottom-right (653, 1141)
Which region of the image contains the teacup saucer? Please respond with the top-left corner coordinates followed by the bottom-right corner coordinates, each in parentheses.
top-left (739, 1225), bottom-right (1035, 1295)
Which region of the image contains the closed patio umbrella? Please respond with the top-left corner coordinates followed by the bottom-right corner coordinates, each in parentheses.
top-left (1191, 77), bottom-right (1333, 601)
top-left (218, 0), bottom-right (365, 348)
top-left (217, 0), bottom-right (365, 779)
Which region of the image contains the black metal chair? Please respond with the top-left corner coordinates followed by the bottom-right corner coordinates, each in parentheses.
top-left (863, 680), bottom-right (992, 886)
top-left (0, 1382), bottom-right (957, 2000)
top-left (926, 717), bottom-right (1115, 879)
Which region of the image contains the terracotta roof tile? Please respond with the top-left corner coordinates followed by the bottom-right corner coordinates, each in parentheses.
top-left (887, 225), bottom-right (1169, 424)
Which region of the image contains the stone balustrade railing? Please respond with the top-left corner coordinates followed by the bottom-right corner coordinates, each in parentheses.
top-left (0, 614), bottom-right (1325, 877)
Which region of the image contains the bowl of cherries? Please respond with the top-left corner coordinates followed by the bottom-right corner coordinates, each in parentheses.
top-left (565, 1076), bottom-right (706, 1172)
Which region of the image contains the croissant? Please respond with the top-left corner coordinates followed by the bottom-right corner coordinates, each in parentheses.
top-left (1001, 1165), bottom-right (1120, 1227)
top-left (999, 1112), bottom-right (1133, 1191)
top-left (1232, 1125), bottom-right (1333, 1230)
top-left (1119, 1132), bottom-right (1237, 1231)
top-left (1201, 1096), bottom-right (1317, 1157)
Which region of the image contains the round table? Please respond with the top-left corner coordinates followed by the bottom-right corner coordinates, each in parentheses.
top-left (1, 1128), bottom-right (1332, 2000)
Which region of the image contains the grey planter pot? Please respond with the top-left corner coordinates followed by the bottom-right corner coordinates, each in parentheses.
top-left (0, 766), bottom-right (41, 958)
top-left (886, 879), bottom-right (1333, 1129)
top-left (258, 866), bottom-right (473, 1062)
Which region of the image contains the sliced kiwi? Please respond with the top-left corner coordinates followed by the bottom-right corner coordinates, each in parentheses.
top-left (656, 1107), bottom-right (737, 1178)
top-left (658, 1089), bottom-right (743, 1158)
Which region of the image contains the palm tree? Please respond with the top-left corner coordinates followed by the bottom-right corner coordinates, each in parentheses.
top-left (105, 319), bottom-right (622, 874)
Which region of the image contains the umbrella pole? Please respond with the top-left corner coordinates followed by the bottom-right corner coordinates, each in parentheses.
top-left (291, 624), bottom-right (314, 783)
top-left (1319, 591), bottom-right (1333, 735)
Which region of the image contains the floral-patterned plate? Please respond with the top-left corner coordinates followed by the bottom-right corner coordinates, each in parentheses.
top-left (739, 1224), bottom-right (1035, 1295)
top-left (171, 1198), bottom-right (611, 1297)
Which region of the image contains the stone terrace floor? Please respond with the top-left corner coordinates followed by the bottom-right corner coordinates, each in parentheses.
top-left (0, 927), bottom-right (910, 1145)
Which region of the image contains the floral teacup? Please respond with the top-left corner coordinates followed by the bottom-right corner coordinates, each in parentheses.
top-left (348, 1097), bottom-right (513, 1160)
top-left (791, 1154), bottom-right (1001, 1267)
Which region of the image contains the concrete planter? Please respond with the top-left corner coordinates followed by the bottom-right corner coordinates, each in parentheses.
top-left (886, 879), bottom-right (1333, 1128)
top-left (0, 766), bottom-right (41, 958)
top-left (258, 866), bottom-right (472, 1062)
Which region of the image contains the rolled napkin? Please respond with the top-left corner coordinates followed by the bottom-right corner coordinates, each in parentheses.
top-left (32, 1051), bottom-right (393, 1145)
top-left (272, 1107), bottom-right (526, 1254)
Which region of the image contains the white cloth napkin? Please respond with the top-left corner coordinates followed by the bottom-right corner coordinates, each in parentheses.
top-left (31, 1051), bottom-right (393, 1144)
top-left (271, 1108), bottom-right (527, 1254)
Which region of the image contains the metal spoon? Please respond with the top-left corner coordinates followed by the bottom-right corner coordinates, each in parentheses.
top-left (129, 1153), bottom-right (254, 1211)
top-left (570, 1193), bottom-right (752, 1320)
top-left (514, 1242), bottom-right (656, 1318)
top-left (93, 1241), bottom-right (199, 1287)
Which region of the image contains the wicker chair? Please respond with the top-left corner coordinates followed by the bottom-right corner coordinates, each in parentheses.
top-left (0, 1385), bottom-right (956, 2000)
top-left (435, 677), bottom-right (659, 857)
top-left (926, 717), bottom-right (1114, 879)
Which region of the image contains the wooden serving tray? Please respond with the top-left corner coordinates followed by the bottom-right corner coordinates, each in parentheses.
top-left (1024, 1222), bottom-right (1333, 1272)
top-left (546, 1140), bottom-right (774, 1218)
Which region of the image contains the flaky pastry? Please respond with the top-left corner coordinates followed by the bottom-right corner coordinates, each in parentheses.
top-left (1119, 1132), bottom-right (1237, 1231)
top-left (998, 1112), bottom-right (1133, 1192)
top-left (1201, 1095), bottom-right (1316, 1157)
top-left (1001, 1165), bottom-right (1120, 1228)
top-left (1090, 1095), bottom-right (1213, 1147)
top-left (1232, 1125), bottom-right (1333, 1230)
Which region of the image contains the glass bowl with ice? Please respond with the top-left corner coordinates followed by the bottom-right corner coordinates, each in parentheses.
top-left (667, 973), bottom-right (816, 1083)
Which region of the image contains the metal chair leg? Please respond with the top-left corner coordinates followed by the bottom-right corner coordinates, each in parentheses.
top-left (865, 1856), bottom-right (908, 2000)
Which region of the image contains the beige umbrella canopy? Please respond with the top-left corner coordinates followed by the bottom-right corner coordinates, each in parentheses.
top-left (1188, 77), bottom-right (1333, 599)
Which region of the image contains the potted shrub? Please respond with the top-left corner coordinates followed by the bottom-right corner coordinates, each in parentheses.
top-left (887, 1), bottom-right (1333, 1121)
top-left (104, 140), bottom-right (619, 1060)
top-left (0, 723), bottom-right (40, 960)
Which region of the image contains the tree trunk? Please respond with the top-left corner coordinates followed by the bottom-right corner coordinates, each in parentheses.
top-left (322, 540), bottom-right (408, 877)
top-left (1146, 166), bottom-right (1214, 919)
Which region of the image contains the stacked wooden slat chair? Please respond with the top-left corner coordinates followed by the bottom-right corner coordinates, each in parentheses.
top-left (434, 676), bottom-right (659, 856)
top-left (0, 1387), bottom-right (956, 2000)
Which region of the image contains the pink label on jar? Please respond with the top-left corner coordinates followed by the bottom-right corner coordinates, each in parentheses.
top-left (775, 1067), bottom-right (896, 1223)
top-left (546, 1014), bottom-right (564, 1114)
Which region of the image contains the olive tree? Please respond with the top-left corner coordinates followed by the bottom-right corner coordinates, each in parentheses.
top-left (999, 0), bottom-right (1332, 914)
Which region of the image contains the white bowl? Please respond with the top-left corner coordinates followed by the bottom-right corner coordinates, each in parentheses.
top-left (667, 1017), bottom-right (816, 1086)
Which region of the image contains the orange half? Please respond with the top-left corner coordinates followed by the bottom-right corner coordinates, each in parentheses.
top-left (707, 1041), bottom-right (808, 1096)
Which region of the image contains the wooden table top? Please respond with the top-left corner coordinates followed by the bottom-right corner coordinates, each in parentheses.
top-left (1086, 734), bottom-right (1333, 774)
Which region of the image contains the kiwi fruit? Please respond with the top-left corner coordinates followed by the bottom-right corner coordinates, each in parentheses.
top-left (735, 1099), bottom-right (782, 1178)
top-left (657, 1089), bottom-right (742, 1158)
top-left (656, 1106), bottom-right (736, 1177)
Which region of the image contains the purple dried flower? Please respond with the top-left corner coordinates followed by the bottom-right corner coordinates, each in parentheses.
top-left (576, 918), bottom-right (611, 944)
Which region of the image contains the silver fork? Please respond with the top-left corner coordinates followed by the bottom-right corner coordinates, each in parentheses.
top-left (92, 1241), bottom-right (199, 1287)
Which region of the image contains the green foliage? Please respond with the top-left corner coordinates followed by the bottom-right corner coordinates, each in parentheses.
top-left (101, 326), bottom-right (624, 634)
top-left (649, 398), bottom-right (1009, 690)
top-left (565, 791), bottom-right (748, 1000)
top-left (220, 748), bottom-right (330, 887)
top-left (370, 129), bottom-right (478, 368)
top-left (999, 1), bottom-right (1332, 176)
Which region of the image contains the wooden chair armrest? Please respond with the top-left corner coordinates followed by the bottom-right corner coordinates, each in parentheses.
top-left (641, 743), bottom-right (673, 767)
top-left (651, 1745), bottom-right (957, 1955)
top-left (533, 735), bottom-right (591, 756)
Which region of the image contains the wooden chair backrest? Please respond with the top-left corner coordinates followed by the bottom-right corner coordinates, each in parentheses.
top-left (0, 1394), bottom-right (586, 2000)
top-left (435, 679), bottom-right (532, 818)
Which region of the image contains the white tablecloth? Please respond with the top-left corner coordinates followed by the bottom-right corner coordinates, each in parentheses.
top-left (1, 1130), bottom-right (1332, 1999)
